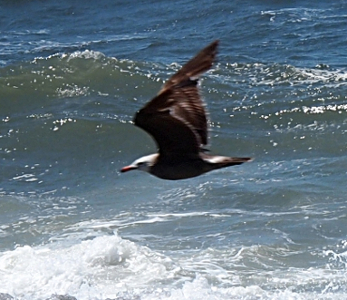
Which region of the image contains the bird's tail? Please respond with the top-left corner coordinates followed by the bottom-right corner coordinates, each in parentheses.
top-left (203, 155), bottom-right (253, 171)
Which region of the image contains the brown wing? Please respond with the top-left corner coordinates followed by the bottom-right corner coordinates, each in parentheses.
top-left (170, 80), bottom-right (208, 145)
top-left (161, 40), bottom-right (219, 91)
top-left (134, 40), bottom-right (219, 156)
top-left (135, 83), bottom-right (202, 156)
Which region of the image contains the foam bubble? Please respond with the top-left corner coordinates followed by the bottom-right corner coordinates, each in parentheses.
top-left (0, 233), bottom-right (347, 299)
top-left (0, 234), bottom-right (175, 299)
top-left (66, 50), bottom-right (106, 61)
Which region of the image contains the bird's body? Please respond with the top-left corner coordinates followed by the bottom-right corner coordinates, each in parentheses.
top-left (121, 40), bottom-right (252, 180)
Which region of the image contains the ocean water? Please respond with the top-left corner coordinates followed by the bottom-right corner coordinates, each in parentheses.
top-left (1, 1), bottom-right (347, 299)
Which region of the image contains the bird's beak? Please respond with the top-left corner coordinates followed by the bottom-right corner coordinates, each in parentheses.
top-left (120, 165), bottom-right (137, 173)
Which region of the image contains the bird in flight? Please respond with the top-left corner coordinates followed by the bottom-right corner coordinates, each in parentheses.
top-left (121, 40), bottom-right (252, 180)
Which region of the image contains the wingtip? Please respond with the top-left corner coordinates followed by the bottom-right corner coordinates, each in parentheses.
top-left (205, 40), bottom-right (219, 58)
top-left (211, 39), bottom-right (220, 48)
top-left (208, 39), bottom-right (219, 53)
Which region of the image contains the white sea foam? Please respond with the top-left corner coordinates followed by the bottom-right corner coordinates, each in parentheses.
top-left (0, 233), bottom-right (176, 299)
top-left (228, 62), bottom-right (347, 87)
top-left (66, 50), bottom-right (106, 61)
top-left (0, 232), bottom-right (346, 300)
top-left (56, 84), bottom-right (90, 98)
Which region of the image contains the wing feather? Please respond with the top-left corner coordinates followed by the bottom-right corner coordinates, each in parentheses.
top-left (161, 40), bottom-right (219, 91)
top-left (134, 40), bottom-right (218, 157)
top-left (134, 89), bottom-right (200, 155)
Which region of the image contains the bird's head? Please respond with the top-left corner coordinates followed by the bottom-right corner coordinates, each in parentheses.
top-left (120, 153), bottom-right (158, 174)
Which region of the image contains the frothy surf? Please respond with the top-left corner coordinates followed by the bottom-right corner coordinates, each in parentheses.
top-left (0, 232), bottom-right (346, 300)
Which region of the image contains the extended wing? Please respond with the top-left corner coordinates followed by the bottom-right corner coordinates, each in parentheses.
top-left (134, 40), bottom-right (219, 157)
top-left (161, 40), bottom-right (219, 92)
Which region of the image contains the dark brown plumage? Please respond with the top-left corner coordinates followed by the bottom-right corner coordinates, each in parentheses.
top-left (121, 40), bottom-right (252, 180)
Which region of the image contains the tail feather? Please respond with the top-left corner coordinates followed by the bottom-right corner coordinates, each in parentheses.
top-left (224, 157), bottom-right (253, 167)
top-left (203, 155), bottom-right (253, 171)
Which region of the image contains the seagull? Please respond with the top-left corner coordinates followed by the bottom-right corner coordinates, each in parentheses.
top-left (121, 40), bottom-right (252, 180)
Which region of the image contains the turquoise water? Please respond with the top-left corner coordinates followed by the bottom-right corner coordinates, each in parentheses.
top-left (1, 1), bottom-right (347, 299)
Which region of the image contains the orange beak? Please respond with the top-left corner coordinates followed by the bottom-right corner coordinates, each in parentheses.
top-left (120, 165), bottom-right (137, 173)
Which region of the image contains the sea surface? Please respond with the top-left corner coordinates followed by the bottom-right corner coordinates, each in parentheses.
top-left (1, 1), bottom-right (347, 299)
